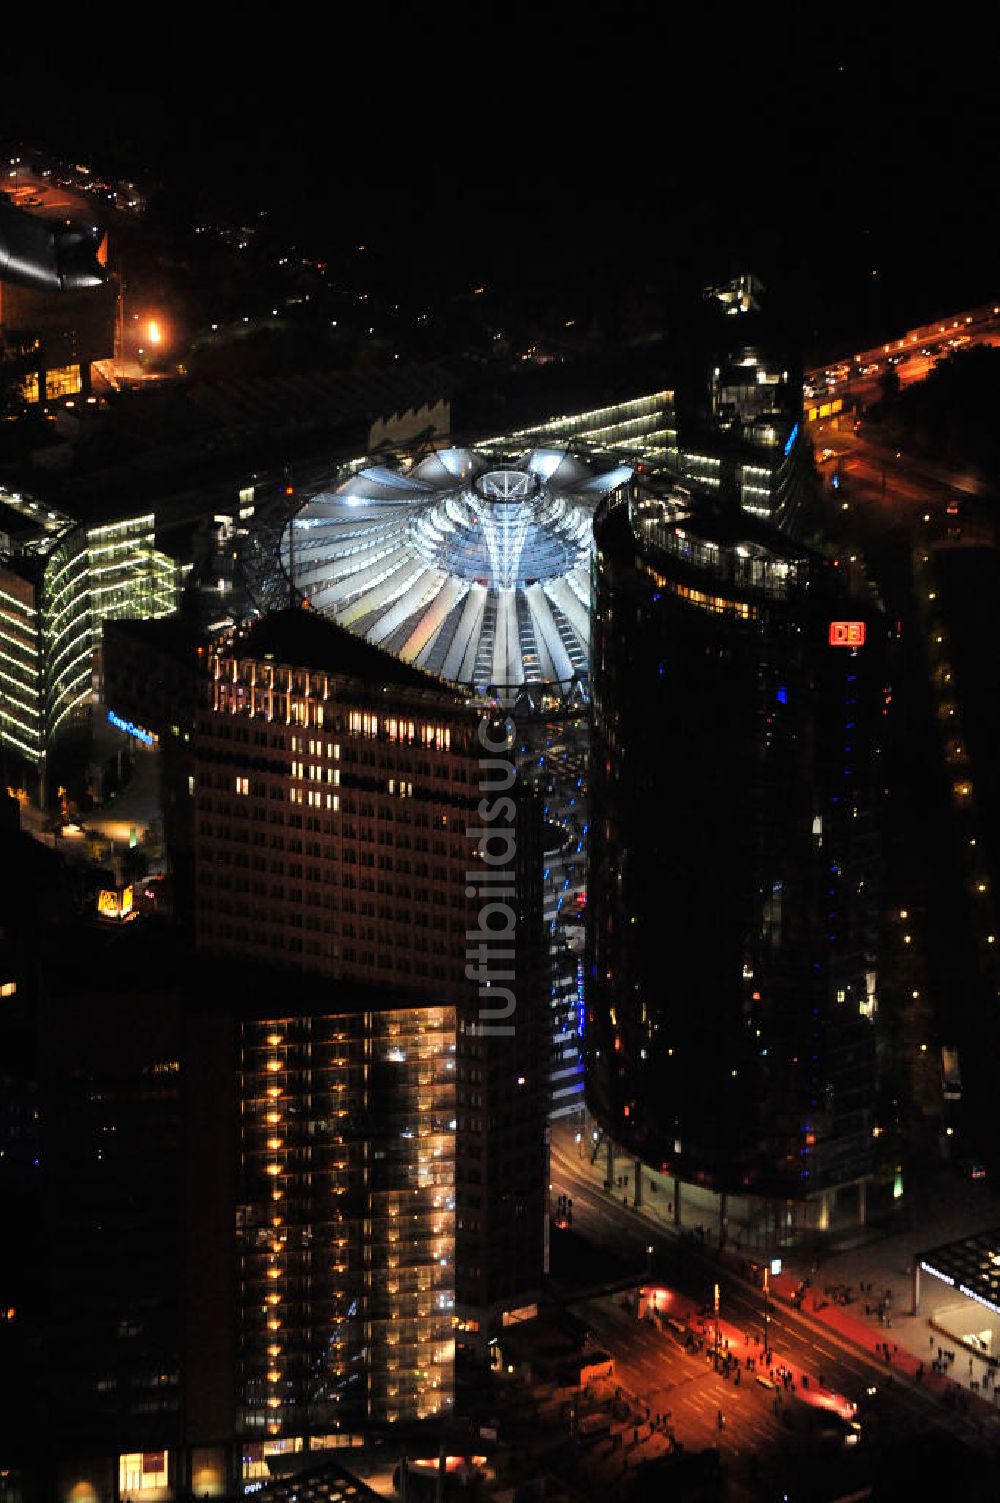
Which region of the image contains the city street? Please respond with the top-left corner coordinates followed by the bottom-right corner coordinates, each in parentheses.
top-left (549, 1122), bottom-right (997, 1457)
top-left (807, 303), bottom-right (1000, 403)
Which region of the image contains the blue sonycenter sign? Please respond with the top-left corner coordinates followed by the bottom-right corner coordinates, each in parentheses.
top-left (107, 709), bottom-right (156, 746)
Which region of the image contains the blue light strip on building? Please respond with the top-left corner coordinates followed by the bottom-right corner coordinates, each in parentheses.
top-left (107, 708), bottom-right (156, 746)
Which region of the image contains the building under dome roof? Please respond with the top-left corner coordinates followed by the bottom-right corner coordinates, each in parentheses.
top-left (280, 447), bottom-right (633, 692)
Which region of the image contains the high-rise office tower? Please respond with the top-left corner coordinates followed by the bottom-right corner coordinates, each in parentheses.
top-left (185, 958), bottom-right (458, 1469)
top-left (193, 608), bottom-right (549, 1359)
top-left (586, 482), bottom-right (888, 1240)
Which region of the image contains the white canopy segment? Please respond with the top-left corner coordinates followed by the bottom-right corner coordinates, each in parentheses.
top-left (281, 447), bottom-right (632, 691)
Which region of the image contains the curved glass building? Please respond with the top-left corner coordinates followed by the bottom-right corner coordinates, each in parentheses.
top-left (0, 489), bottom-right (180, 787)
top-left (281, 448), bottom-right (632, 692)
top-left (586, 482), bottom-right (889, 1236)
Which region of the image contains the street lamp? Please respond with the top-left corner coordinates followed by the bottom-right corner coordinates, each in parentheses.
top-left (646, 1243), bottom-right (654, 1277)
top-left (763, 1268), bottom-right (770, 1359)
top-left (714, 1282), bottom-right (721, 1372)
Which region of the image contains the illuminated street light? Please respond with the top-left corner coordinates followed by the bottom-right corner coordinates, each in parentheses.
top-left (712, 1282), bottom-right (723, 1372)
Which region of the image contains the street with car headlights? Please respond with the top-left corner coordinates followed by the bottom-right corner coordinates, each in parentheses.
top-left (548, 1121), bottom-right (996, 1465)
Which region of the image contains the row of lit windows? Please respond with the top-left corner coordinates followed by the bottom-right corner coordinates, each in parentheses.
top-left (214, 662), bottom-right (466, 753)
top-left (209, 726), bottom-right (467, 784)
top-left (640, 561), bottom-right (757, 620)
top-left (290, 736), bottom-right (340, 757)
top-left (670, 582), bottom-right (755, 619)
top-left (348, 709), bottom-right (452, 750)
top-left (288, 761), bottom-right (340, 784)
top-left (288, 789), bottom-right (340, 809)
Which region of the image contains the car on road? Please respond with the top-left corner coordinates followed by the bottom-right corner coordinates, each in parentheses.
top-left (817, 448), bottom-right (837, 464)
top-left (782, 1399), bottom-right (862, 1448)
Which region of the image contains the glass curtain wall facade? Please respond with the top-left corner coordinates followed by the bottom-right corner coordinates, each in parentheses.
top-left (586, 484), bottom-right (888, 1215)
top-left (0, 565), bottom-right (44, 764)
top-left (88, 514), bottom-right (178, 629)
top-left (43, 514), bottom-right (180, 742)
top-left (1, 507), bottom-right (180, 767)
top-left (239, 1003), bottom-right (456, 1435)
top-left (502, 391), bottom-right (679, 465)
top-left (43, 535), bottom-right (91, 738)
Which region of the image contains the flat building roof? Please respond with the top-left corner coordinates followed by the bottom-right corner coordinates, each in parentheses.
top-left (917, 1227), bottom-right (1000, 1315)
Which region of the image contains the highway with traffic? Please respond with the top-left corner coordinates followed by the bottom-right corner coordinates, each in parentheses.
top-left (807, 300), bottom-right (1000, 410)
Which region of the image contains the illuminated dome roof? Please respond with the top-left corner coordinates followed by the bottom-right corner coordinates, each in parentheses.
top-left (281, 447), bottom-right (632, 690)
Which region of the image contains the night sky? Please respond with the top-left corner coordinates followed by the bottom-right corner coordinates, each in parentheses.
top-left (1, 22), bottom-right (996, 352)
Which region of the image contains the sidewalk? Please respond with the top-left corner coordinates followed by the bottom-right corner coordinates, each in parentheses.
top-left (770, 1274), bottom-right (999, 1428)
top-left (552, 1120), bottom-right (1000, 1433)
top-left (552, 1119), bottom-right (740, 1246)
top-left (772, 1170), bottom-right (1000, 1431)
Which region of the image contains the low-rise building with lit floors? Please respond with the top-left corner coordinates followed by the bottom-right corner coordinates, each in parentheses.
top-left (585, 479), bottom-right (890, 1245)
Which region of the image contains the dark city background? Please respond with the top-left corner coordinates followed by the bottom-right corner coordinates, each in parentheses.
top-left (5, 23), bottom-right (1000, 1503)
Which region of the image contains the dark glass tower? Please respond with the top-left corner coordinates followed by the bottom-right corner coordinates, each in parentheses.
top-left (585, 483), bottom-right (888, 1221)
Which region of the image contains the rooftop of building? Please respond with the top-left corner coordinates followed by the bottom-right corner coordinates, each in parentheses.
top-left (103, 609), bottom-right (209, 665)
top-left (3, 359), bottom-right (466, 522)
top-left (609, 483), bottom-right (885, 618)
top-left (629, 480), bottom-right (815, 561)
top-left (918, 1226), bottom-right (1000, 1317)
top-left (0, 487), bottom-right (74, 549)
top-left (219, 605), bottom-right (469, 700)
top-left (193, 947), bottom-right (455, 1022)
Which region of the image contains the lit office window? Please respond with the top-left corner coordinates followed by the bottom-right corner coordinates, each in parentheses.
top-left (44, 364), bottom-right (83, 400)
